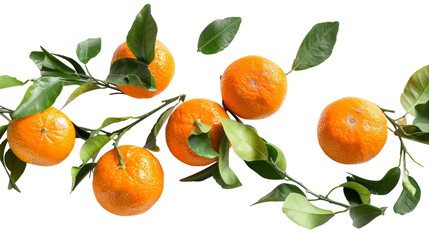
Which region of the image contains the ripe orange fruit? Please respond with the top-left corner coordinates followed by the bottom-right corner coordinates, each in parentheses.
top-left (165, 98), bottom-right (229, 166)
top-left (7, 107), bottom-right (75, 166)
top-left (220, 55), bottom-right (287, 119)
top-left (111, 40), bottom-right (175, 98)
top-left (317, 97), bottom-right (388, 164)
top-left (92, 145), bottom-right (164, 216)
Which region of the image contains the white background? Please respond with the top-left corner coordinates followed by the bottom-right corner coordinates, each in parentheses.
top-left (0, 0), bottom-right (427, 239)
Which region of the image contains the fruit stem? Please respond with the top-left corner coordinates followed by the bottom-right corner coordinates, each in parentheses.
top-left (222, 100), bottom-right (243, 124)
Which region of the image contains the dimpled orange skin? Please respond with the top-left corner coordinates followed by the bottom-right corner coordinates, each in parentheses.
top-left (92, 145), bottom-right (164, 216)
top-left (317, 97), bottom-right (388, 165)
top-left (221, 55), bottom-right (287, 119)
top-left (165, 98), bottom-right (229, 166)
top-left (7, 107), bottom-right (75, 166)
top-left (111, 40), bottom-right (175, 98)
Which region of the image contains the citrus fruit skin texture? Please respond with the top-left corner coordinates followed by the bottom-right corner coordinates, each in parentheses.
top-left (221, 55), bottom-right (287, 119)
top-left (165, 98), bottom-right (229, 166)
top-left (317, 97), bottom-right (388, 164)
top-left (92, 145), bottom-right (164, 216)
top-left (7, 107), bottom-right (75, 166)
top-left (111, 40), bottom-right (175, 98)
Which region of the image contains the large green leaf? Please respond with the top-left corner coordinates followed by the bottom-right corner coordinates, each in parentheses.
top-left (80, 135), bottom-right (111, 164)
top-left (187, 120), bottom-right (219, 159)
top-left (245, 142), bottom-right (286, 179)
top-left (12, 77), bottom-right (63, 119)
top-left (214, 134), bottom-right (241, 189)
top-left (71, 162), bottom-right (97, 193)
top-left (0, 75), bottom-right (24, 89)
top-left (126, 4), bottom-right (157, 64)
top-left (413, 100), bottom-right (429, 132)
top-left (400, 65), bottom-right (429, 116)
top-left (220, 118), bottom-right (268, 161)
top-left (252, 183), bottom-right (305, 206)
top-left (348, 167), bottom-right (401, 195)
top-left (76, 38), bottom-right (101, 64)
top-left (5, 149), bottom-right (26, 190)
top-left (197, 17), bottom-right (242, 54)
top-left (283, 193), bottom-right (334, 229)
top-left (394, 176), bottom-right (420, 215)
top-left (292, 21), bottom-right (339, 71)
top-left (180, 163), bottom-right (217, 182)
top-left (349, 204), bottom-right (386, 228)
top-left (106, 58), bottom-right (156, 90)
top-left (62, 82), bottom-right (101, 108)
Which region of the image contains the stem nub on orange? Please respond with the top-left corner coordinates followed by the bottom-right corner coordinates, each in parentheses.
top-left (165, 98), bottom-right (229, 166)
top-left (7, 107), bottom-right (75, 166)
top-left (92, 145), bottom-right (164, 216)
top-left (111, 40), bottom-right (175, 98)
top-left (317, 97), bottom-right (388, 164)
top-left (221, 55), bottom-right (287, 119)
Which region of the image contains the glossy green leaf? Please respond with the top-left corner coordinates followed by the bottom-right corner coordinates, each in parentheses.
top-left (5, 149), bottom-right (26, 190)
top-left (30, 51), bottom-right (86, 77)
top-left (402, 171), bottom-right (417, 196)
top-left (283, 193), bottom-right (334, 229)
top-left (252, 183), bottom-right (305, 206)
top-left (0, 125), bottom-right (7, 139)
top-left (394, 176), bottom-right (420, 215)
top-left (348, 167), bottom-right (400, 195)
top-left (71, 162), bottom-right (97, 192)
top-left (53, 53), bottom-right (86, 75)
top-left (0, 140), bottom-right (20, 192)
top-left (245, 142), bottom-right (286, 179)
top-left (62, 82), bottom-right (101, 108)
top-left (344, 185), bottom-right (365, 206)
top-left (76, 38), bottom-right (101, 64)
top-left (12, 77), bottom-right (63, 119)
top-left (144, 106), bottom-right (176, 151)
top-left (215, 134), bottom-right (241, 188)
top-left (0, 75), bottom-right (24, 89)
top-left (349, 204), bottom-right (386, 228)
top-left (40, 46), bottom-right (76, 75)
top-left (221, 118), bottom-right (268, 161)
top-left (413, 100), bottom-right (429, 132)
top-left (197, 17), bottom-right (241, 54)
top-left (80, 135), bottom-right (111, 164)
top-left (339, 182), bottom-right (371, 204)
top-left (401, 65), bottom-right (429, 116)
top-left (107, 58), bottom-right (156, 90)
top-left (180, 163), bottom-right (217, 182)
top-left (397, 125), bottom-right (429, 144)
top-left (126, 4), bottom-right (157, 64)
top-left (29, 51), bottom-right (45, 70)
top-left (292, 21), bottom-right (339, 71)
top-left (187, 120), bottom-right (219, 159)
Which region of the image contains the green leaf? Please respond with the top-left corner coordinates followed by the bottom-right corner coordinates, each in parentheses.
top-left (71, 162), bottom-right (97, 193)
top-left (126, 4), bottom-right (157, 64)
top-left (400, 65), bottom-right (429, 116)
top-left (349, 204), bottom-right (386, 228)
top-left (53, 53), bottom-right (86, 75)
top-left (339, 182), bottom-right (371, 204)
top-left (220, 118), bottom-right (268, 161)
top-left (0, 125), bottom-right (8, 139)
top-left (30, 51), bottom-right (86, 77)
top-left (12, 77), bottom-right (63, 119)
top-left (394, 176), bottom-right (420, 215)
top-left (402, 171), bottom-right (417, 196)
top-left (413, 100), bottom-right (429, 132)
top-left (292, 21), bottom-right (339, 71)
top-left (348, 167), bottom-right (401, 195)
top-left (97, 116), bottom-right (133, 132)
top-left (80, 135), bottom-right (111, 164)
top-left (197, 17), bottom-right (242, 54)
top-left (180, 163), bottom-right (217, 182)
top-left (0, 140), bottom-right (20, 192)
top-left (397, 125), bottom-right (429, 144)
top-left (107, 58), bottom-right (156, 91)
top-left (62, 82), bottom-right (101, 108)
top-left (29, 51), bottom-right (45, 70)
top-left (0, 75), bottom-right (24, 89)
top-left (252, 183), bottom-right (305, 206)
top-left (187, 120), bottom-right (219, 159)
top-left (282, 193), bottom-right (334, 229)
top-left (40, 46), bottom-right (76, 75)
top-left (344, 186), bottom-right (365, 206)
top-left (5, 149), bottom-right (26, 190)
top-left (73, 123), bottom-right (90, 140)
top-left (245, 142), bottom-right (286, 179)
top-left (76, 38), bottom-right (102, 64)
top-left (214, 133), bottom-right (241, 189)
top-left (144, 106), bottom-right (176, 152)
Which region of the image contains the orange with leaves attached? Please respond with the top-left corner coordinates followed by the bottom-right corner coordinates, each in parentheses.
top-left (317, 97), bottom-right (388, 164)
top-left (111, 40), bottom-right (175, 98)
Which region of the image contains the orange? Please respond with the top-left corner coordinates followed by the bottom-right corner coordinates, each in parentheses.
top-left (111, 40), bottom-right (175, 98)
top-left (7, 107), bottom-right (75, 166)
top-left (165, 98), bottom-right (229, 166)
top-left (317, 97), bottom-right (388, 164)
top-left (92, 145), bottom-right (164, 216)
top-left (220, 55), bottom-right (287, 119)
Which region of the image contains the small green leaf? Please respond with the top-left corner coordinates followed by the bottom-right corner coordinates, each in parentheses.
top-left (292, 21), bottom-right (339, 71)
top-left (73, 123), bottom-right (90, 140)
top-left (282, 193), bottom-right (334, 229)
top-left (0, 140), bottom-right (20, 192)
top-left (53, 53), bottom-right (86, 75)
top-left (187, 120), bottom-right (219, 159)
top-left (5, 149), bottom-right (26, 190)
top-left (0, 75), bottom-right (24, 89)
top-left (394, 176), bottom-right (420, 215)
top-left (402, 171), bottom-right (417, 196)
top-left (401, 65), bottom-right (429, 116)
top-left (71, 162), bottom-right (97, 193)
top-left (348, 167), bottom-right (401, 195)
top-left (29, 51), bottom-right (45, 70)
top-left (397, 125), bottom-right (429, 144)
top-left (413, 100), bottom-right (429, 132)
top-left (126, 4), bottom-right (157, 64)
top-left (339, 182), bottom-right (371, 204)
top-left (349, 204), bottom-right (386, 228)
top-left (252, 183), bottom-right (305, 206)
top-left (12, 77), bottom-right (63, 119)
top-left (214, 133), bottom-right (241, 189)
top-left (76, 38), bottom-right (102, 64)
top-left (180, 163), bottom-right (217, 182)
top-left (0, 125), bottom-right (8, 139)
top-left (40, 46), bottom-right (76, 75)
top-left (107, 58), bottom-right (156, 90)
top-left (245, 142), bottom-right (286, 179)
top-left (62, 83), bottom-right (101, 108)
top-left (197, 17), bottom-right (242, 54)
top-left (220, 118), bottom-right (268, 161)
top-left (80, 135), bottom-right (111, 164)
top-left (144, 106), bottom-right (176, 151)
